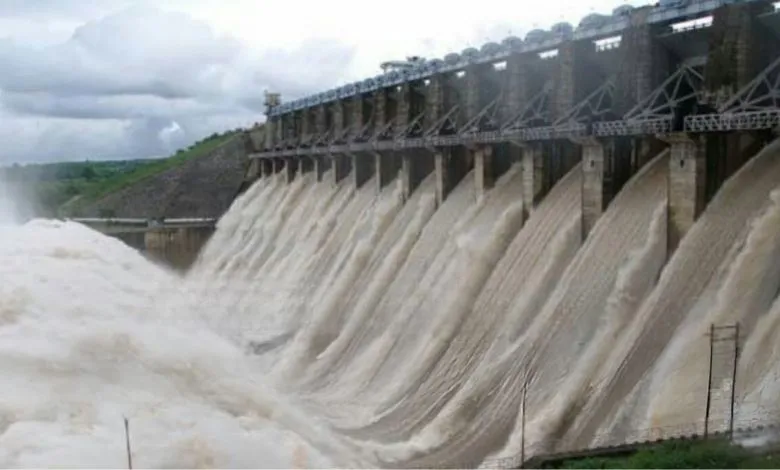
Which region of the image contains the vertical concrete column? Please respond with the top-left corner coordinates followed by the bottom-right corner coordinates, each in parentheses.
top-left (474, 145), bottom-right (494, 200)
top-left (434, 149), bottom-right (451, 207)
top-left (375, 151), bottom-right (399, 193)
top-left (332, 154), bottom-right (351, 185)
top-left (401, 152), bottom-right (414, 201)
top-left (267, 117), bottom-right (280, 149)
top-left (667, 133), bottom-right (706, 253)
top-left (705, 1), bottom-right (774, 107)
top-left (465, 64), bottom-right (488, 122)
top-left (284, 157), bottom-right (299, 184)
top-left (314, 155), bottom-right (331, 182)
top-left (352, 153), bottom-right (374, 189)
top-left (332, 101), bottom-right (345, 138)
top-left (433, 147), bottom-right (455, 206)
top-left (580, 137), bottom-right (608, 239)
top-left (400, 151), bottom-right (433, 202)
top-left (522, 145), bottom-right (547, 211)
top-left (554, 41), bottom-right (600, 121)
top-left (351, 95), bottom-right (365, 137)
top-left (300, 109), bottom-right (312, 141)
top-left (373, 89), bottom-right (387, 129)
top-left (434, 147), bottom-right (470, 206)
top-left (425, 74), bottom-right (448, 129)
top-left (314, 105), bottom-right (327, 135)
top-left (293, 110), bottom-right (304, 142)
top-left (395, 83), bottom-right (411, 131)
top-left (281, 113), bottom-right (295, 144)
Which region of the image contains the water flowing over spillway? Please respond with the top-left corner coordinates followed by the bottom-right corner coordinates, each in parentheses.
top-left (4, 141), bottom-right (780, 467)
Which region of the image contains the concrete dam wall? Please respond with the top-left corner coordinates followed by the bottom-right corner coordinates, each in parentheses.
top-left (7, 1), bottom-right (780, 468)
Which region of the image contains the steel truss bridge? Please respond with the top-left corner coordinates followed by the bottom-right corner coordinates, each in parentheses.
top-left (267, 0), bottom-right (776, 118)
top-left (254, 52), bottom-right (780, 160)
top-left (252, 0), bottom-right (780, 162)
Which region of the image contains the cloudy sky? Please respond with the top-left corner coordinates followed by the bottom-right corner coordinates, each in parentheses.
top-left (0, 0), bottom-right (651, 165)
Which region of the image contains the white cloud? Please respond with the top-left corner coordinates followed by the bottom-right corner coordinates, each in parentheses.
top-left (0, 0), bottom-right (654, 165)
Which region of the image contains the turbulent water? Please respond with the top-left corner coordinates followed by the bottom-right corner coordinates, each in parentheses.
top-left (4, 139), bottom-right (780, 467)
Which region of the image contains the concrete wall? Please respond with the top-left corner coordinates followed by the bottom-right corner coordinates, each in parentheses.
top-left (143, 226), bottom-right (215, 271)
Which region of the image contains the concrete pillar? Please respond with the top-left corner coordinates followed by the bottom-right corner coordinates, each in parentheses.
top-left (425, 74), bottom-right (449, 129)
top-left (704, 1), bottom-right (775, 108)
top-left (666, 133), bottom-right (706, 253)
top-left (332, 101), bottom-right (345, 137)
top-left (351, 95), bottom-right (366, 138)
top-left (580, 137), bottom-right (609, 239)
top-left (435, 150), bottom-right (451, 207)
top-left (554, 41), bottom-right (599, 121)
top-left (375, 151), bottom-right (400, 193)
top-left (352, 153), bottom-right (374, 189)
top-left (400, 151), bottom-right (434, 202)
top-left (433, 148), bottom-right (470, 206)
top-left (260, 159), bottom-right (273, 178)
top-left (314, 105), bottom-right (327, 136)
top-left (300, 156), bottom-right (314, 175)
top-left (266, 117), bottom-right (279, 149)
top-left (332, 154), bottom-right (351, 185)
top-left (373, 90), bottom-right (388, 129)
top-left (284, 157), bottom-right (299, 184)
top-left (314, 156), bottom-right (331, 182)
top-left (474, 145), bottom-right (494, 200)
top-left (395, 83), bottom-right (411, 130)
top-left (522, 145), bottom-right (547, 211)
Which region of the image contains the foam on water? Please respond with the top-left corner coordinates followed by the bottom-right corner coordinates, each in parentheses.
top-left (6, 138), bottom-right (780, 468)
top-left (0, 220), bottom-right (361, 468)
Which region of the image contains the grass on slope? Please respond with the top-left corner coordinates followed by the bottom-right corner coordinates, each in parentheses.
top-left (551, 439), bottom-right (780, 469)
top-left (80, 132), bottom-right (239, 204)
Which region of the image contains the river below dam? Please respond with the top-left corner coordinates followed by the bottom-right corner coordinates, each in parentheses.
top-left (3, 142), bottom-right (780, 468)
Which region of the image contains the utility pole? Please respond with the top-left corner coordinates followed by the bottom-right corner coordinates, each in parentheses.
top-left (520, 366), bottom-right (529, 469)
top-left (124, 416), bottom-right (133, 470)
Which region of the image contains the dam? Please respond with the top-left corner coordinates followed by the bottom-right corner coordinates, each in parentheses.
top-left (4, 0), bottom-right (780, 468)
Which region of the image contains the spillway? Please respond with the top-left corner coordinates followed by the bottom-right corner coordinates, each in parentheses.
top-left (3, 139), bottom-right (780, 468)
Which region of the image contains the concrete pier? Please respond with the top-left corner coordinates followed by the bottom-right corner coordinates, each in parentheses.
top-left (246, 0), bottom-right (780, 253)
top-left (521, 145), bottom-right (547, 213)
top-left (284, 157), bottom-right (298, 183)
top-left (401, 151), bottom-right (434, 202)
top-left (332, 154), bottom-right (352, 185)
top-left (375, 151), bottom-right (401, 193)
top-left (352, 152), bottom-right (374, 189)
top-left (314, 156), bottom-right (331, 182)
top-left (666, 133), bottom-right (706, 253)
top-left (579, 137), bottom-right (609, 239)
top-left (474, 146), bottom-right (494, 200)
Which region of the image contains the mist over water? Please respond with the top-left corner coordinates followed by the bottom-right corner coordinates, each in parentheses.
top-left (4, 140), bottom-right (780, 467)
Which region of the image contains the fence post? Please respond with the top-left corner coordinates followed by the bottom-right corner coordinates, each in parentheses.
top-left (124, 416), bottom-right (133, 470)
top-left (729, 322), bottom-right (740, 440)
top-left (520, 372), bottom-right (527, 469)
top-left (704, 323), bottom-right (714, 438)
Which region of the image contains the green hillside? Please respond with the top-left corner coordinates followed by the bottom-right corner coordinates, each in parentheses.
top-left (1, 130), bottom-right (241, 218)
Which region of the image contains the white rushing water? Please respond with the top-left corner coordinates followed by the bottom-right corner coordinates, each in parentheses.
top-left (3, 139), bottom-right (780, 468)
